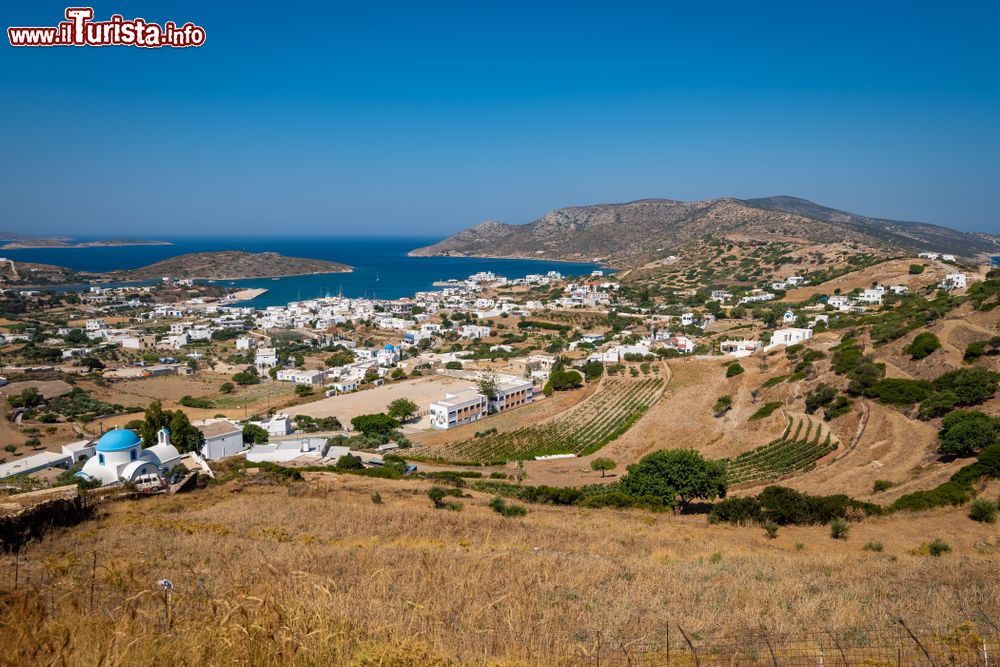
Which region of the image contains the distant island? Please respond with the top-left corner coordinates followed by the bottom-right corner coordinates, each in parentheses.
top-left (115, 251), bottom-right (353, 280)
top-left (0, 231), bottom-right (172, 250)
top-left (0, 251), bottom-right (352, 287)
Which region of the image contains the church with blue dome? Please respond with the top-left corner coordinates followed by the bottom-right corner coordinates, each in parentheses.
top-left (78, 426), bottom-right (182, 486)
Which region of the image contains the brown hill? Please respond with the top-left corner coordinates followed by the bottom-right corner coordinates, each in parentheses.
top-left (119, 251), bottom-right (352, 280)
top-left (411, 197), bottom-right (1000, 267)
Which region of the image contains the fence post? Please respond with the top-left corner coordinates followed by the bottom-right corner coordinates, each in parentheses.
top-left (826, 630), bottom-right (848, 665)
top-left (677, 625), bottom-right (701, 667)
top-left (898, 618), bottom-right (939, 667)
top-left (760, 624), bottom-right (779, 667)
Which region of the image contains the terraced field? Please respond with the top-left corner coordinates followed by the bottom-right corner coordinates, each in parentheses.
top-left (414, 377), bottom-right (664, 465)
top-left (724, 415), bottom-right (839, 486)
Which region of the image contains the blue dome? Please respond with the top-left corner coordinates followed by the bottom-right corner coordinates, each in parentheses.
top-left (96, 429), bottom-right (141, 452)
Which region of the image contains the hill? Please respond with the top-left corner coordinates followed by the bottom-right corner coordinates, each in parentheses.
top-left (118, 251), bottom-right (352, 280)
top-left (410, 197), bottom-right (1000, 267)
top-left (746, 196), bottom-right (1000, 257)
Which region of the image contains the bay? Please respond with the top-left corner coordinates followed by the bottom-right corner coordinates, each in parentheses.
top-left (3, 237), bottom-right (606, 308)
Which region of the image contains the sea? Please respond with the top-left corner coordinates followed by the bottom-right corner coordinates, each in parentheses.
top-left (3, 237), bottom-right (606, 308)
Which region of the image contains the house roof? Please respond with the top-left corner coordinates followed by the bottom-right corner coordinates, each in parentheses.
top-left (197, 421), bottom-right (241, 439)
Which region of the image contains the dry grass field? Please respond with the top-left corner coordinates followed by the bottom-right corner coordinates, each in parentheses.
top-left (2, 474), bottom-right (999, 666)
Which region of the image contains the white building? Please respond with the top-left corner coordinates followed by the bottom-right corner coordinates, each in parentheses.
top-left (767, 327), bottom-right (814, 350)
top-left (719, 340), bottom-right (762, 357)
top-left (246, 437), bottom-right (326, 463)
top-left (252, 413), bottom-right (293, 437)
top-left (78, 428), bottom-right (181, 486)
top-left (276, 369), bottom-right (326, 385)
top-left (491, 379), bottom-right (534, 413)
top-left (939, 273), bottom-right (968, 291)
top-left (460, 324), bottom-right (492, 339)
top-left (236, 336), bottom-right (256, 350)
top-left (429, 388), bottom-right (488, 430)
top-left (196, 419), bottom-right (246, 461)
top-left (255, 347), bottom-right (279, 369)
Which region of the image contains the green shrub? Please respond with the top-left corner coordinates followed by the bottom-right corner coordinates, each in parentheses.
top-left (488, 496), bottom-right (527, 517)
top-left (918, 391), bottom-right (959, 419)
top-left (179, 395), bottom-right (214, 409)
top-left (712, 395), bottom-right (733, 417)
top-left (804, 385), bottom-right (837, 414)
top-left (908, 264), bottom-right (925, 275)
top-left (760, 375), bottom-right (788, 389)
top-left (905, 332), bottom-right (941, 360)
top-left (863, 541), bottom-right (884, 552)
top-left (824, 396), bottom-right (853, 421)
top-left (928, 538), bottom-right (951, 557)
top-left (832, 345), bottom-right (864, 375)
top-left (872, 479), bottom-right (894, 493)
top-left (864, 378), bottom-right (933, 405)
top-left (969, 499), bottom-right (997, 523)
top-left (830, 518), bottom-right (850, 539)
top-left (763, 522), bottom-right (779, 539)
top-left (933, 367), bottom-right (1000, 406)
top-left (978, 443), bottom-right (1000, 477)
top-left (748, 402), bottom-right (783, 421)
top-left (726, 362), bottom-right (745, 378)
top-left (709, 485), bottom-right (880, 526)
top-left (370, 493), bottom-right (382, 505)
top-left (964, 341), bottom-right (987, 363)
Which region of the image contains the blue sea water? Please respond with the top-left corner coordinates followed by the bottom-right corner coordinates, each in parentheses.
top-left (3, 237), bottom-right (605, 308)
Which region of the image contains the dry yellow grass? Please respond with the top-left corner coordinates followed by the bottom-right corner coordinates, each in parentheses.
top-left (3, 474), bottom-right (999, 665)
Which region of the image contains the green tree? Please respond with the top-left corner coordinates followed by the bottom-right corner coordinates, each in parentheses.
top-left (548, 369), bottom-right (583, 391)
top-left (242, 423), bottom-right (269, 444)
top-left (7, 387), bottom-right (43, 409)
top-left (590, 457), bottom-right (617, 478)
top-left (938, 410), bottom-right (1000, 456)
top-left (804, 384), bottom-right (837, 414)
top-left (477, 370), bottom-right (499, 400)
top-left (908, 264), bottom-right (925, 275)
top-left (139, 401), bottom-right (204, 453)
top-left (294, 384), bottom-right (313, 397)
top-left (351, 412), bottom-right (399, 436)
top-left (326, 349), bottom-right (355, 367)
top-left (220, 382), bottom-right (235, 394)
top-left (726, 362), bottom-right (744, 378)
top-left (620, 449), bottom-right (727, 511)
top-left (387, 397), bottom-right (418, 422)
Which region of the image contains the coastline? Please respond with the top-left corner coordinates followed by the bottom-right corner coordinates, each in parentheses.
top-left (1, 241), bottom-right (174, 250)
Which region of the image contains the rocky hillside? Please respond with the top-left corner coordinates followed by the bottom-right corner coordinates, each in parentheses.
top-left (411, 197), bottom-right (1000, 267)
top-left (747, 196), bottom-right (1000, 257)
top-left (119, 251), bottom-right (352, 280)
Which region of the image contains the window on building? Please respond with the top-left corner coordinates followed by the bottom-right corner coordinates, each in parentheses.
top-left (98, 454), bottom-right (105, 465)
top-left (130, 449), bottom-right (138, 461)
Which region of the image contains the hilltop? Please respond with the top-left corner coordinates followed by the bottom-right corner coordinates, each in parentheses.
top-left (116, 251), bottom-right (352, 280)
top-left (410, 197), bottom-right (1000, 267)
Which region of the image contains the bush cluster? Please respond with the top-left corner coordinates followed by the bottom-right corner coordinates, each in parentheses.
top-left (709, 485), bottom-right (881, 526)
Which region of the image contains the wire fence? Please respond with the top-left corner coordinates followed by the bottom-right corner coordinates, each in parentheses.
top-left (558, 623), bottom-right (999, 666)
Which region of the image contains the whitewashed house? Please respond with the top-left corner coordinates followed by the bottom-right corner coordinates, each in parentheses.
top-left (767, 328), bottom-right (814, 350)
top-left (196, 419), bottom-right (246, 461)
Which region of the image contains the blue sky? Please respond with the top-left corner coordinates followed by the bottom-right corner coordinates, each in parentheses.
top-left (2, 1), bottom-right (998, 237)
